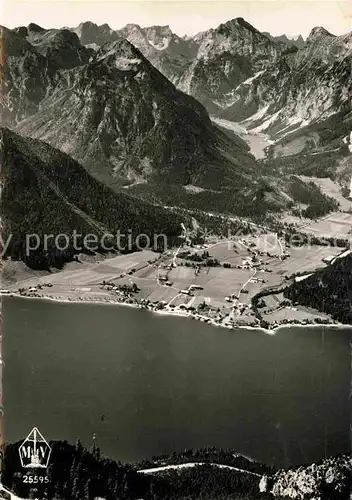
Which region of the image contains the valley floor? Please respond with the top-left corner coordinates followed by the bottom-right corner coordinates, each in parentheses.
top-left (2, 223), bottom-right (348, 332)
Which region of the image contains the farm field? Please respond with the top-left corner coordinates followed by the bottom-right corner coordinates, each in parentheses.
top-left (194, 267), bottom-right (254, 298)
top-left (6, 250), bottom-right (158, 289)
top-left (300, 212), bottom-right (352, 238)
top-left (270, 245), bottom-right (343, 275)
top-left (263, 306), bottom-right (330, 324)
top-left (7, 220), bottom-right (351, 331)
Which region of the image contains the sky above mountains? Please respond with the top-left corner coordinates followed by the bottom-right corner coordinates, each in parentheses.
top-left (1, 0), bottom-right (351, 38)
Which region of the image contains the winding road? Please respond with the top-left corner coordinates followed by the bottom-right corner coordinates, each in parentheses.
top-left (137, 462), bottom-right (261, 477)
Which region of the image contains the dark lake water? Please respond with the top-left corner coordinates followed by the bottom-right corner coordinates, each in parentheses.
top-left (3, 297), bottom-right (351, 467)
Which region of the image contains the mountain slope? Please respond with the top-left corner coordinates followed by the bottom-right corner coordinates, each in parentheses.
top-left (0, 24), bottom-right (92, 125)
top-left (177, 18), bottom-right (292, 113)
top-left (0, 26), bottom-right (49, 124)
top-left (67, 19), bottom-right (351, 160)
top-left (14, 37), bottom-right (257, 191)
top-left (219, 26), bottom-right (352, 159)
top-left (0, 127), bottom-right (182, 267)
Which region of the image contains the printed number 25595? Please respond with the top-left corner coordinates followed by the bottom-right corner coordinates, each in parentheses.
top-left (23, 476), bottom-right (49, 484)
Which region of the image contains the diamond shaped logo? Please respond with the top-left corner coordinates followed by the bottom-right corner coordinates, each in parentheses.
top-left (19, 427), bottom-right (51, 469)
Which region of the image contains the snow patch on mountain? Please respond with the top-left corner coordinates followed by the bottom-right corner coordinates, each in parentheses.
top-left (85, 42), bottom-right (99, 51)
top-left (211, 117), bottom-right (247, 135)
top-left (250, 110), bottom-right (282, 133)
top-left (147, 37), bottom-right (170, 50)
top-left (114, 57), bottom-right (142, 70)
top-left (241, 105), bottom-right (271, 126)
top-left (241, 70), bottom-right (266, 86)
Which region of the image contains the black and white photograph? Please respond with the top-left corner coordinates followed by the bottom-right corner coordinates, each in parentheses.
top-left (0, 0), bottom-right (351, 498)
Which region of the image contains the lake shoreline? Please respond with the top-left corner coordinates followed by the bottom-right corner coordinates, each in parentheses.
top-left (4, 292), bottom-right (350, 468)
top-left (5, 293), bottom-right (349, 336)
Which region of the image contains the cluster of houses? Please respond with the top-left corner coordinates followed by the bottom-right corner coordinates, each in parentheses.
top-left (100, 281), bottom-right (139, 294)
top-left (9, 282), bottom-right (53, 297)
top-left (180, 284), bottom-right (204, 296)
top-left (268, 317), bottom-right (332, 329)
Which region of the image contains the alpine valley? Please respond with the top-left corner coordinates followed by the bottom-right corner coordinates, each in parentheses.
top-left (1, 15), bottom-right (352, 323)
top-left (0, 13), bottom-right (352, 500)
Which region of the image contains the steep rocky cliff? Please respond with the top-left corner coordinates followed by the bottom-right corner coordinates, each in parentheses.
top-left (177, 18), bottom-right (291, 113)
top-left (259, 453), bottom-right (351, 499)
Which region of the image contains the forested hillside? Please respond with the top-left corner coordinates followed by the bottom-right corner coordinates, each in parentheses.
top-left (284, 253), bottom-right (352, 323)
top-left (2, 441), bottom-right (276, 500)
top-left (1, 128), bottom-right (182, 268)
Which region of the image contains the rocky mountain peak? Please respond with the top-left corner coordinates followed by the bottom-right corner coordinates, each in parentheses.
top-left (0, 25), bottom-right (33, 56)
top-left (117, 24), bottom-right (151, 51)
top-left (74, 21), bottom-right (120, 46)
top-left (93, 38), bottom-right (143, 69)
top-left (143, 25), bottom-right (175, 50)
top-left (307, 26), bottom-right (335, 41)
top-left (263, 32), bottom-right (305, 49)
top-left (177, 16), bottom-right (286, 110)
top-left (76, 21), bottom-right (99, 34)
top-left (123, 23), bottom-right (144, 33)
top-left (217, 17), bottom-right (261, 36)
top-left (27, 22), bottom-right (46, 33)
top-left (145, 25), bottom-right (173, 35)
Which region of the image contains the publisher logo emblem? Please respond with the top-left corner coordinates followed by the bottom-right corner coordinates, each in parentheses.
top-left (19, 427), bottom-right (51, 469)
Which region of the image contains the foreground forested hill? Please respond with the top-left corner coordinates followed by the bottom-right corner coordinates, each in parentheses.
top-left (2, 440), bottom-right (350, 500)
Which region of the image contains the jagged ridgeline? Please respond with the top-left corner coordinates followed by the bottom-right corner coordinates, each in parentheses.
top-left (74, 18), bottom-right (351, 155)
top-left (0, 128), bottom-right (182, 267)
